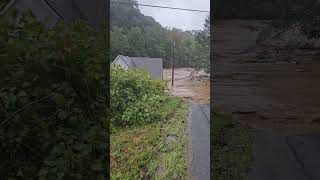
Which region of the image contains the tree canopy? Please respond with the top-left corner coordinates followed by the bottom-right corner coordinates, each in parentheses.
top-left (110, 0), bottom-right (210, 71)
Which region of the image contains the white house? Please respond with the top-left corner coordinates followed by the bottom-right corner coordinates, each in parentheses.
top-left (112, 55), bottom-right (163, 80)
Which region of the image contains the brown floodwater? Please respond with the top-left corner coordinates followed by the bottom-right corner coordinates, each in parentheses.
top-left (163, 68), bottom-right (210, 104)
top-left (213, 20), bottom-right (320, 135)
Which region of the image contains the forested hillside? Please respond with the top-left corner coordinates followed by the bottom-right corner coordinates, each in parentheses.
top-left (214, 0), bottom-right (290, 19)
top-left (214, 0), bottom-right (320, 31)
top-left (110, 0), bottom-right (209, 71)
top-left (214, 0), bottom-right (320, 43)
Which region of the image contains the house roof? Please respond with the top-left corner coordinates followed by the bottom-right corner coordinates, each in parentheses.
top-left (8, 0), bottom-right (106, 28)
top-left (113, 55), bottom-right (163, 79)
top-left (43, 0), bottom-right (107, 27)
top-left (43, 0), bottom-right (85, 22)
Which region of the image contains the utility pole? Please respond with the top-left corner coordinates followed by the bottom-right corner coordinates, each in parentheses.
top-left (160, 50), bottom-right (163, 80)
top-left (172, 41), bottom-right (175, 87)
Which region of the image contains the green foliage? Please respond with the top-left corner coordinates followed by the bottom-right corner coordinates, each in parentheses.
top-left (122, 94), bottom-right (167, 125)
top-left (288, 0), bottom-right (320, 39)
top-left (156, 100), bottom-right (189, 179)
top-left (252, 1), bottom-right (320, 45)
top-left (111, 123), bottom-right (162, 179)
top-left (212, 113), bottom-right (252, 180)
top-left (110, 26), bottom-right (129, 57)
top-left (0, 10), bottom-right (108, 179)
top-left (215, 0), bottom-right (320, 43)
top-left (111, 97), bottom-right (188, 179)
top-left (214, 0), bottom-right (320, 40)
top-left (110, 65), bottom-right (167, 129)
top-left (110, 0), bottom-right (210, 71)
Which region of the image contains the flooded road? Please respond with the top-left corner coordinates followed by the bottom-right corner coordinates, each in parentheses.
top-left (163, 68), bottom-right (210, 179)
top-left (163, 68), bottom-right (210, 104)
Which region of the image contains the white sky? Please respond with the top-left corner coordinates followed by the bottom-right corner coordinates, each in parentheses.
top-left (136, 0), bottom-right (210, 31)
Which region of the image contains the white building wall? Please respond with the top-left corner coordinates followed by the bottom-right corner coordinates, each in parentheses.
top-left (112, 57), bottom-right (129, 69)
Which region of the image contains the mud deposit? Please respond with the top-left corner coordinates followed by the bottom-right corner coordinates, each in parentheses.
top-left (213, 20), bottom-right (320, 135)
top-left (163, 68), bottom-right (210, 104)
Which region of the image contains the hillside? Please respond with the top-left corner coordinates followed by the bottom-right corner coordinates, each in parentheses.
top-left (110, 0), bottom-right (210, 71)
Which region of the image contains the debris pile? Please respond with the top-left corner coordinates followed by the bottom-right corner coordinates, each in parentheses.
top-left (189, 70), bottom-right (210, 81)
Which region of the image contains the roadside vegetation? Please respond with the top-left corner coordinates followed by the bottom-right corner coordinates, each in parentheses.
top-left (212, 112), bottom-right (252, 180)
top-left (111, 65), bottom-right (167, 130)
top-left (110, 66), bottom-right (189, 179)
top-left (110, 0), bottom-right (209, 179)
top-left (0, 11), bottom-right (107, 179)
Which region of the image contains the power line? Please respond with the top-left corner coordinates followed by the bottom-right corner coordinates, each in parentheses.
top-left (110, 1), bottom-right (210, 13)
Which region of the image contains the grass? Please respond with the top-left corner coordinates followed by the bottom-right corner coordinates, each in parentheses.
top-left (156, 100), bottom-right (189, 179)
top-left (111, 96), bottom-right (189, 180)
top-left (211, 112), bottom-right (252, 180)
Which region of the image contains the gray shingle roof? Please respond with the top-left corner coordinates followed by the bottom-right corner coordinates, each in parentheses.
top-left (114, 55), bottom-right (163, 80)
top-left (43, 0), bottom-right (85, 22)
top-left (11, 0), bottom-right (106, 28)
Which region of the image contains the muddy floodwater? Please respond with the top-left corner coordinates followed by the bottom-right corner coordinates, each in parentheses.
top-left (213, 20), bottom-right (320, 135)
top-left (163, 68), bottom-right (210, 104)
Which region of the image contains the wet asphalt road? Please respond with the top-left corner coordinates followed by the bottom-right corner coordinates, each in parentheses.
top-left (188, 104), bottom-right (210, 180)
top-left (249, 130), bottom-right (320, 180)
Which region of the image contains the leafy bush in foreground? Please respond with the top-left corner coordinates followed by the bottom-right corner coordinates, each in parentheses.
top-left (110, 65), bottom-right (167, 129)
top-left (0, 11), bottom-right (108, 179)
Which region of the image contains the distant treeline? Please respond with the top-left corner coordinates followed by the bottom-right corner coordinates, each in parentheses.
top-left (214, 0), bottom-right (320, 39)
top-left (110, 0), bottom-right (209, 71)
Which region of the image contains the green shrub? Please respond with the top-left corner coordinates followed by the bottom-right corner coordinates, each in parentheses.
top-left (110, 65), bottom-right (167, 129)
top-left (0, 10), bottom-right (108, 179)
top-left (122, 94), bottom-right (167, 125)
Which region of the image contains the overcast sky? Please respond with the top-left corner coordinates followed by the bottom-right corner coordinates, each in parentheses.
top-left (136, 0), bottom-right (210, 31)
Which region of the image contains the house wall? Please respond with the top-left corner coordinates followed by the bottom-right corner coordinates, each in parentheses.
top-left (113, 58), bottom-right (129, 69)
top-left (143, 62), bottom-right (163, 80)
top-left (112, 56), bottom-right (163, 80)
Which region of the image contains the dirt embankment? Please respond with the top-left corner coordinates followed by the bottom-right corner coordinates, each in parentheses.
top-left (213, 20), bottom-right (320, 135)
top-left (163, 68), bottom-right (210, 104)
